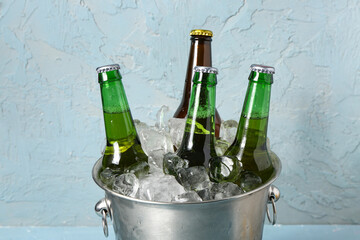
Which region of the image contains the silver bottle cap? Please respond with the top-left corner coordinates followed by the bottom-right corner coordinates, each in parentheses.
top-left (194, 66), bottom-right (218, 75)
top-left (96, 64), bottom-right (120, 73)
top-left (250, 64), bottom-right (275, 74)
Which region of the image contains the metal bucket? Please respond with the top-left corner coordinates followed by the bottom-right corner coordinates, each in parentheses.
top-left (93, 155), bottom-right (281, 240)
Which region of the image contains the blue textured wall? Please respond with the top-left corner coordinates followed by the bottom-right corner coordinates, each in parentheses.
top-left (0, 0), bottom-right (359, 226)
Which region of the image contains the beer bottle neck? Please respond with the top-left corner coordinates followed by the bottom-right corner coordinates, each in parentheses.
top-left (242, 71), bottom-right (272, 120)
top-left (98, 70), bottom-right (137, 145)
top-left (180, 71), bottom-right (217, 154)
top-left (187, 36), bottom-right (212, 72)
top-left (234, 71), bottom-right (273, 149)
top-left (99, 70), bottom-right (128, 112)
top-left (186, 36), bottom-right (212, 86)
top-left (175, 36), bottom-right (212, 117)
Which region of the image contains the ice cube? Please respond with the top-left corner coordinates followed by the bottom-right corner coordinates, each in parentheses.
top-left (176, 166), bottom-right (212, 191)
top-left (215, 139), bottom-right (231, 156)
top-left (168, 118), bottom-right (186, 148)
top-left (196, 188), bottom-right (213, 201)
top-left (211, 182), bottom-right (244, 200)
top-left (112, 173), bottom-right (139, 197)
top-left (137, 173), bottom-right (186, 202)
top-left (155, 105), bottom-right (170, 130)
top-left (148, 160), bottom-right (163, 175)
top-left (209, 155), bottom-right (242, 183)
top-left (138, 127), bottom-right (174, 167)
top-left (172, 191), bottom-right (203, 203)
top-left (127, 161), bottom-right (150, 178)
top-left (139, 127), bottom-right (173, 154)
top-left (99, 168), bottom-right (117, 187)
top-left (238, 171), bottom-right (262, 192)
top-left (220, 120), bottom-right (238, 143)
top-left (134, 119), bottom-right (149, 134)
top-left (163, 152), bottom-right (189, 175)
top-left (100, 168), bottom-right (117, 188)
top-left (147, 149), bottom-right (168, 168)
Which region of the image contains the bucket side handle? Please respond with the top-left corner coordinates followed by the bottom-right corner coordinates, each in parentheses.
top-left (266, 185), bottom-right (280, 225)
top-left (95, 198), bottom-right (112, 237)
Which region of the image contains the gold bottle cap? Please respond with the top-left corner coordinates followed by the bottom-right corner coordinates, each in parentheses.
top-left (190, 29), bottom-right (213, 37)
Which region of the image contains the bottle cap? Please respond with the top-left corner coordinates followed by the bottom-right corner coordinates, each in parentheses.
top-left (96, 64), bottom-right (120, 73)
top-left (250, 64), bottom-right (275, 74)
top-left (194, 66), bottom-right (218, 74)
top-left (190, 29), bottom-right (213, 37)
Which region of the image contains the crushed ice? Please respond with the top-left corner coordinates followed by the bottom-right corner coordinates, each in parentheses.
top-left (100, 106), bottom-right (263, 203)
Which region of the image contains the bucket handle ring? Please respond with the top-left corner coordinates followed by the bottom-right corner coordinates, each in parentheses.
top-left (266, 185), bottom-right (280, 225)
top-left (95, 198), bottom-right (112, 237)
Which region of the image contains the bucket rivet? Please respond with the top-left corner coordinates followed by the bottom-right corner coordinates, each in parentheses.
top-left (267, 185), bottom-right (280, 225)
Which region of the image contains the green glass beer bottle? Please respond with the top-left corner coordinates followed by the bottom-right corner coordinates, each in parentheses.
top-left (224, 64), bottom-right (275, 185)
top-left (171, 66), bottom-right (218, 169)
top-left (97, 64), bottom-right (149, 177)
top-left (173, 29), bottom-right (222, 138)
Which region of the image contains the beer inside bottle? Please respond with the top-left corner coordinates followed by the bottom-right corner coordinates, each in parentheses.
top-left (173, 29), bottom-right (222, 138)
top-left (97, 64), bottom-right (149, 177)
top-left (175, 66), bottom-right (218, 168)
top-left (225, 64), bottom-right (276, 184)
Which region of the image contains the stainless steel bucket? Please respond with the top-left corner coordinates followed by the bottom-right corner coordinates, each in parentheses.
top-left (93, 155), bottom-right (281, 240)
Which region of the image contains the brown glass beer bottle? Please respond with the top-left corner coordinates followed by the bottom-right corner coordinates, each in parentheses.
top-left (173, 29), bottom-right (221, 138)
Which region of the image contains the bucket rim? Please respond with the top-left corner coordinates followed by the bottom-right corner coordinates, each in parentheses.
top-left (92, 152), bottom-right (281, 205)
